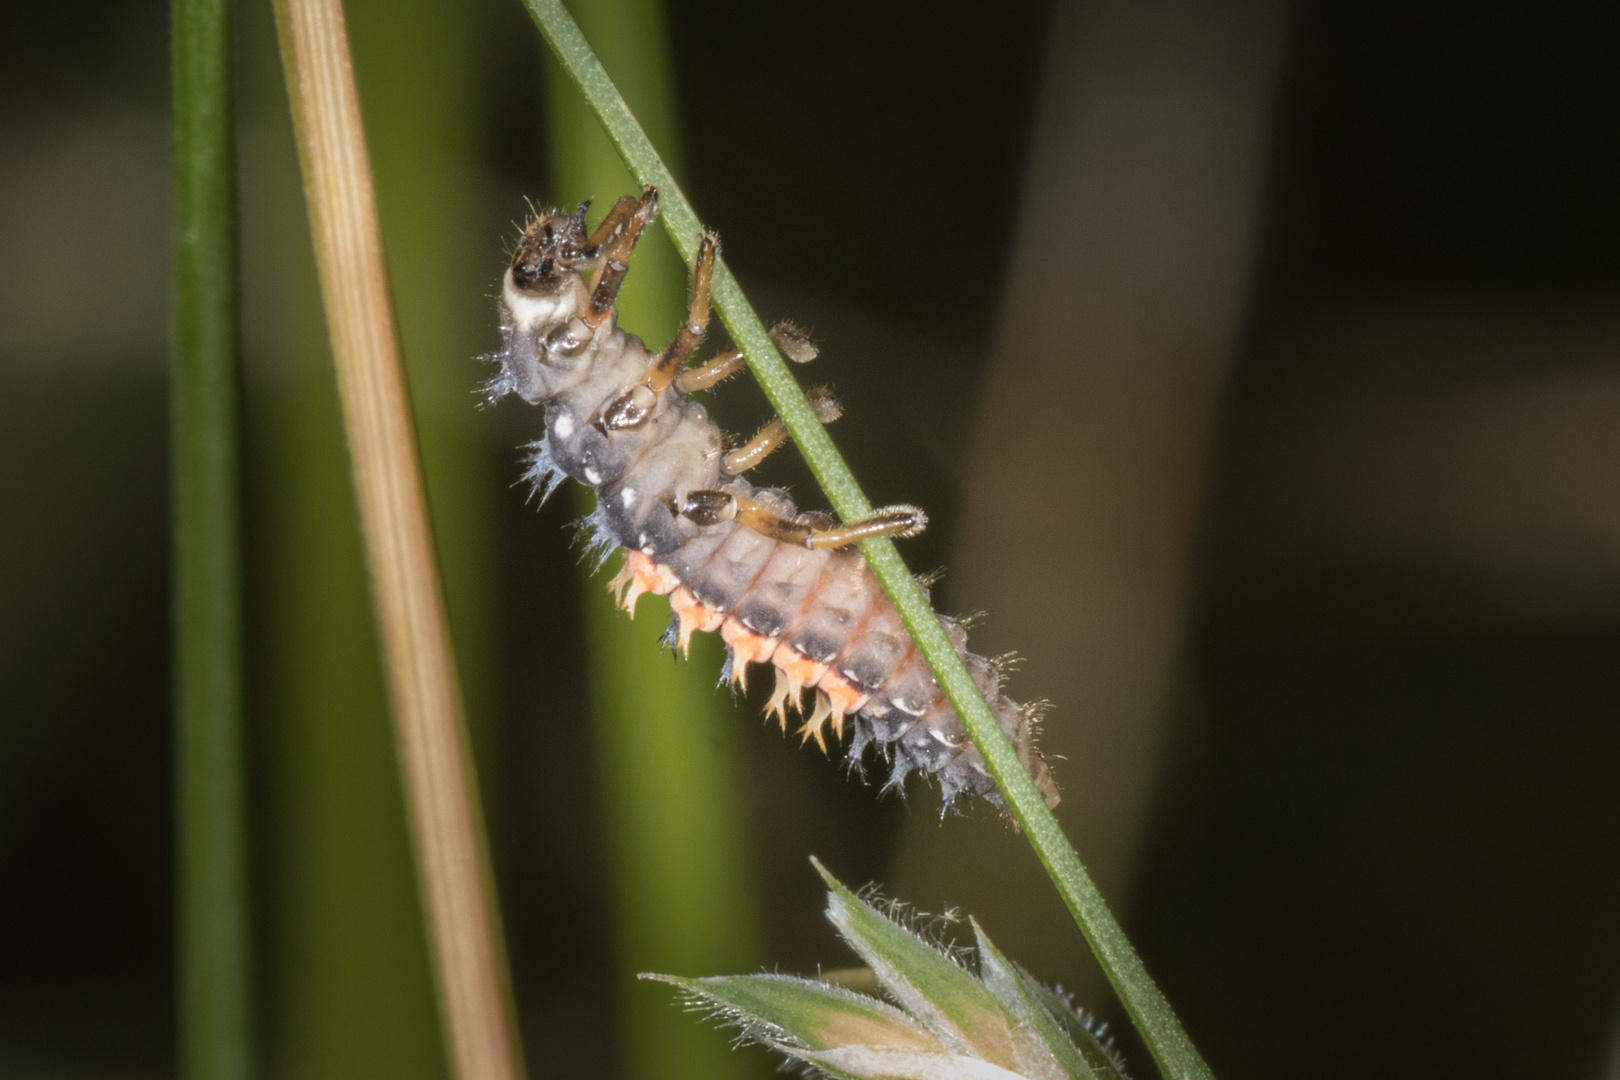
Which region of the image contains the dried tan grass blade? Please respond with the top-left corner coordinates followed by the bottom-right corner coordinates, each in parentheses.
top-left (270, 1), bottom-right (523, 1077)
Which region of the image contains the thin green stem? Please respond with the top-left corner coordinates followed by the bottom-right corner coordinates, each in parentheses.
top-left (172, 0), bottom-right (252, 1075)
top-left (522, 3), bottom-right (1214, 1077)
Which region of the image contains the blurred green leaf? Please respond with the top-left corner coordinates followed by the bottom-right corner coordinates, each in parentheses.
top-left (173, 0), bottom-right (251, 1074)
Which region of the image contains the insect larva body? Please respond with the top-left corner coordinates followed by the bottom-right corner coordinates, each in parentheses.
top-left (489, 192), bottom-right (1057, 811)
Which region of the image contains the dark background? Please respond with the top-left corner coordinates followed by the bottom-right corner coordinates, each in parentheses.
top-left (3, 0), bottom-right (1619, 1077)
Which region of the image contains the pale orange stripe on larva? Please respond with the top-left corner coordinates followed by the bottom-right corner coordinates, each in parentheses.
top-left (816, 671), bottom-right (869, 719)
top-left (668, 585), bottom-right (725, 656)
top-left (608, 551), bottom-right (678, 617)
top-left (719, 618), bottom-right (778, 692)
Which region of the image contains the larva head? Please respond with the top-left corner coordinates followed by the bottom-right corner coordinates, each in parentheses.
top-left (510, 202), bottom-right (591, 293)
top-left (495, 203), bottom-right (597, 404)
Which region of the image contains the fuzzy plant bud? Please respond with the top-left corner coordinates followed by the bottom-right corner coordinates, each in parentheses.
top-left (645, 859), bottom-right (1127, 1080)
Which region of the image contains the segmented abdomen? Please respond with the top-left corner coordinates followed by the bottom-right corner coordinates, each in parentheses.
top-left (605, 501), bottom-right (1058, 812)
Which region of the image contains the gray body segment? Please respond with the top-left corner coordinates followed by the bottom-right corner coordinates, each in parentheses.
top-left (494, 263), bottom-right (1054, 810)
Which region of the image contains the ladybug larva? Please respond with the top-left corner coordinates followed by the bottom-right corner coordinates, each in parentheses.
top-left (486, 188), bottom-right (1057, 811)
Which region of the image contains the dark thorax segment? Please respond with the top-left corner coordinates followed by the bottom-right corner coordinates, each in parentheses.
top-left (544, 390), bottom-right (631, 489)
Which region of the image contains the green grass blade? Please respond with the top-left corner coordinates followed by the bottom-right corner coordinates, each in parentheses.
top-left (521, 3), bottom-right (1214, 1076)
top-left (1015, 965), bottom-right (1130, 1080)
top-left (645, 973), bottom-right (933, 1057)
top-left (172, 0), bottom-right (252, 1074)
top-left (812, 860), bottom-right (1020, 1063)
top-left (541, 4), bottom-right (764, 1080)
top-left (970, 922), bottom-right (1097, 1080)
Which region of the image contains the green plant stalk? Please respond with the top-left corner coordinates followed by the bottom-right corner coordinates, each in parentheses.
top-left (523, 3), bottom-right (1213, 1077)
top-left (542, 3), bottom-right (763, 1080)
top-left (173, 0), bottom-right (252, 1076)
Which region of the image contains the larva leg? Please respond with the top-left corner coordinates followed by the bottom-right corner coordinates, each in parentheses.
top-left (722, 420), bottom-right (787, 475)
top-left (601, 235), bottom-right (717, 432)
top-left (767, 320), bottom-right (819, 364)
top-left (722, 387), bottom-right (841, 474)
top-left (675, 321), bottom-right (819, 394)
top-left (646, 233), bottom-right (717, 392)
top-left (583, 194), bottom-right (641, 255)
top-left (582, 186), bottom-right (658, 328)
top-left (680, 491), bottom-right (925, 548)
top-left (677, 349), bottom-right (744, 393)
top-left (802, 504), bottom-right (927, 549)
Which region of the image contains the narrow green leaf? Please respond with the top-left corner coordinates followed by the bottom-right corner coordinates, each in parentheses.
top-left (645, 973), bottom-right (938, 1056)
top-left (812, 860), bottom-right (1031, 1074)
top-left (1015, 966), bottom-right (1130, 1080)
top-left (172, 0), bottom-right (250, 1075)
top-left (971, 922), bottom-right (1095, 1080)
top-left (648, 973), bottom-right (1028, 1080)
top-left (796, 1046), bottom-right (1031, 1080)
